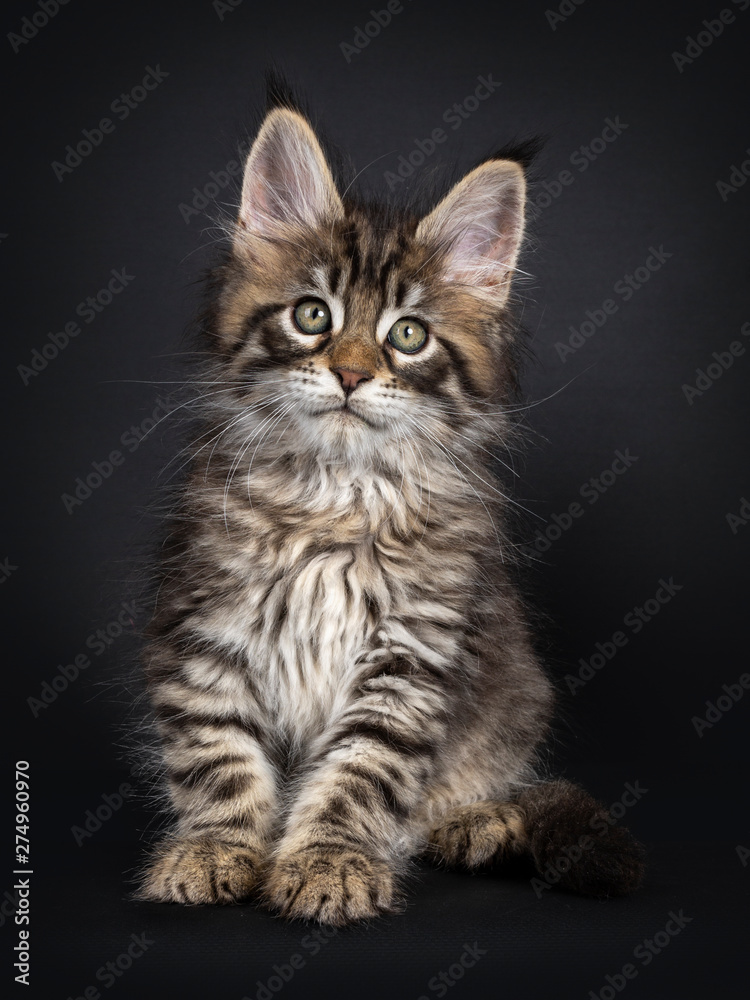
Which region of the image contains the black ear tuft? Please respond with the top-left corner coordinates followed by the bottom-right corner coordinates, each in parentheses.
top-left (487, 135), bottom-right (547, 173)
top-left (259, 66), bottom-right (349, 202)
top-left (264, 67), bottom-right (306, 117)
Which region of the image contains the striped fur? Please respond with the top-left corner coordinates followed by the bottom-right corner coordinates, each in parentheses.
top-left (137, 100), bottom-right (644, 922)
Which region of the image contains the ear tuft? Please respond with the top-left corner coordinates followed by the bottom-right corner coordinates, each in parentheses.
top-left (416, 159), bottom-right (527, 305)
top-left (263, 67), bottom-right (305, 116)
top-left (237, 107), bottom-right (342, 240)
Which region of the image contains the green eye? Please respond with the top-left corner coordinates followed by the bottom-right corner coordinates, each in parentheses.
top-left (387, 317), bottom-right (428, 354)
top-left (293, 299), bottom-right (331, 335)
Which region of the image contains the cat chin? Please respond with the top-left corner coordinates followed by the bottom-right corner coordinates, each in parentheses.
top-left (326, 406), bottom-right (382, 431)
top-left (293, 408), bottom-right (390, 464)
top-left (306, 402), bottom-right (381, 430)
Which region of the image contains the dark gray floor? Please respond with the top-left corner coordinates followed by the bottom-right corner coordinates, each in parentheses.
top-left (28, 826), bottom-right (747, 1000)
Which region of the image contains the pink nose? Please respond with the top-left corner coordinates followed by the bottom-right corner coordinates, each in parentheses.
top-left (334, 368), bottom-right (371, 394)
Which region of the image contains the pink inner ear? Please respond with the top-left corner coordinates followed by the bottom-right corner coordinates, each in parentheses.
top-left (243, 150), bottom-right (300, 230)
top-left (421, 164), bottom-right (525, 294)
top-left (447, 221), bottom-right (521, 288)
top-left (238, 111), bottom-right (342, 238)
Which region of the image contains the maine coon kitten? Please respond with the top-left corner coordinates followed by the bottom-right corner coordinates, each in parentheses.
top-left (137, 93), bottom-right (645, 924)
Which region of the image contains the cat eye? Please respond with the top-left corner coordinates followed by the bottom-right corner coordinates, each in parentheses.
top-left (293, 299), bottom-right (332, 335)
top-left (387, 317), bottom-right (428, 354)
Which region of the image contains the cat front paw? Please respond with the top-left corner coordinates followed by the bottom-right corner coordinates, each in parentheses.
top-left (136, 836), bottom-right (263, 905)
top-left (264, 845), bottom-right (398, 925)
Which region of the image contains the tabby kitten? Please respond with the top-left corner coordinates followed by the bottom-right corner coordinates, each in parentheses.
top-left (137, 94), bottom-right (645, 924)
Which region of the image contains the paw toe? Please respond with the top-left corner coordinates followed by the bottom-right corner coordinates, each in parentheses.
top-left (138, 837), bottom-right (263, 905)
top-left (265, 846), bottom-right (397, 925)
top-left (428, 802), bottom-right (526, 869)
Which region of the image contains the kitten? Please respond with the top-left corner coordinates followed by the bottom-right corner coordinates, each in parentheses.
top-left (137, 91), bottom-right (645, 924)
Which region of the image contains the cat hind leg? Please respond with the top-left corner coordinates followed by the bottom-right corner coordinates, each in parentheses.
top-left (427, 780), bottom-right (645, 898)
top-left (427, 801), bottom-right (527, 868)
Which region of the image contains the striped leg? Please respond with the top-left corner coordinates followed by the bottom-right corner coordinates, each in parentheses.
top-left (264, 664), bottom-right (448, 925)
top-left (137, 650), bottom-right (279, 905)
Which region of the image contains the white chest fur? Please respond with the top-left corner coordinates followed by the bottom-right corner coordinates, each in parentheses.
top-left (195, 463), bottom-right (462, 739)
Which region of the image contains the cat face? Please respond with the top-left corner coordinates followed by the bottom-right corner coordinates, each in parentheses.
top-left (207, 106), bottom-right (527, 466)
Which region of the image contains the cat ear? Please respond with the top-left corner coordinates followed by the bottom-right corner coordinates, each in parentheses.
top-left (416, 160), bottom-right (526, 305)
top-left (237, 108), bottom-right (343, 239)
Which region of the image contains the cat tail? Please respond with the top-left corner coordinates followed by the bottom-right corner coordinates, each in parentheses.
top-left (516, 779), bottom-right (646, 897)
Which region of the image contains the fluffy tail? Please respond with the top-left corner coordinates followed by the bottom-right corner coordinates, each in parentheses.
top-left (517, 779), bottom-right (646, 897)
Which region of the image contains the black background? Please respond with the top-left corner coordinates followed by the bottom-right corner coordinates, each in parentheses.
top-left (2, 0), bottom-right (748, 997)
